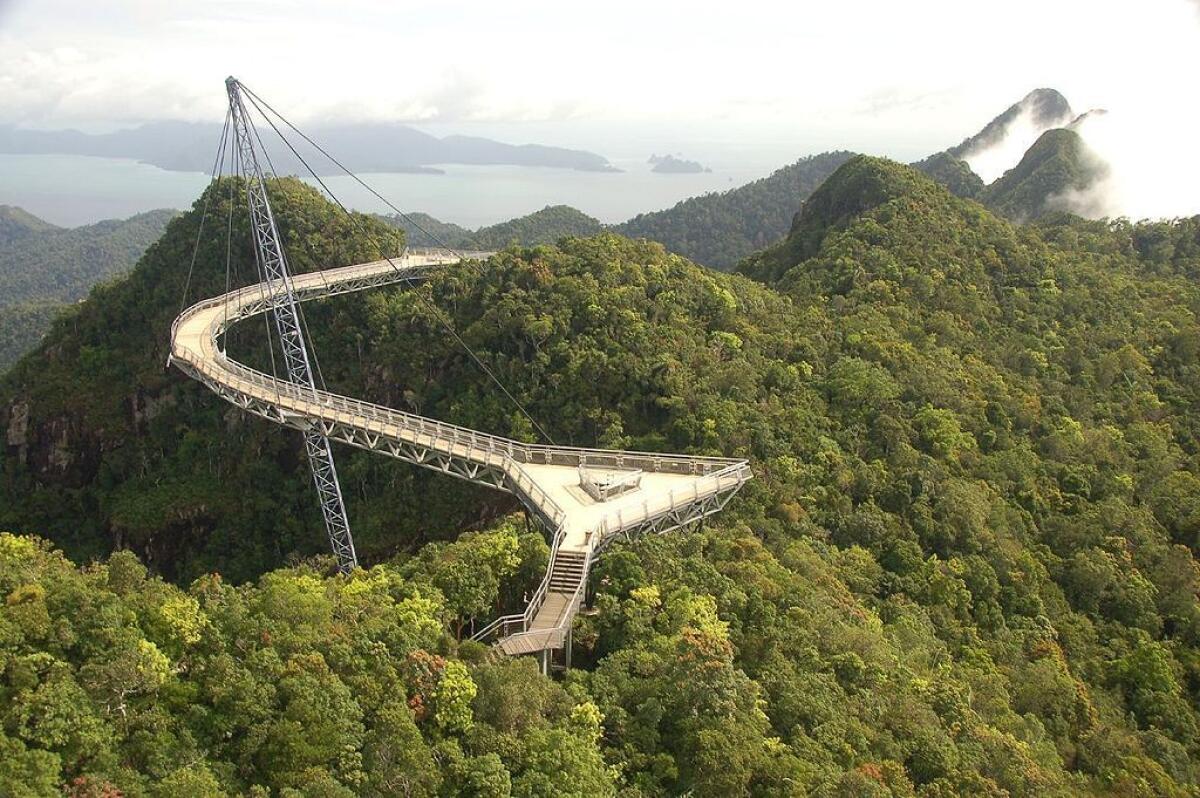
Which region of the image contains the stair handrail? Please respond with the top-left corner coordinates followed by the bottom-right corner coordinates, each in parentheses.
top-left (471, 521), bottom-right (566, 643)
top-left (491, 546), bottom-right (592, 652)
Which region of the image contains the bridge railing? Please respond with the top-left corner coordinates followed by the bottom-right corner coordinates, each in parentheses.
top-left (593, 459), bottom-right (752, 543)
top-left (215, 353), bottom-right (572, 527)
top-left (172, 257), bottom-right (747, 482)
top-left (471, 523), bottom-right (568, 645)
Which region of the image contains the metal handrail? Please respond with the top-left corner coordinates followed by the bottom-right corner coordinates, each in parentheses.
top-left (490, 546), bottom-right (592, 651)
top-left (470, 522), bottom-right (567, 644)
top-left (171, 256), bottom-right (746, 478)
top-left (592, 461), bottom-right (751, 546)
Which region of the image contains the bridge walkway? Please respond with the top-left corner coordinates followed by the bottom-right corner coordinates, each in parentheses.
top-left (169, 249), bottom-right (751, 661)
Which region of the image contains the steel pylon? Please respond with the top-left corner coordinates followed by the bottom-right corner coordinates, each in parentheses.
top-left (226, 76), bottom-right (358, 572)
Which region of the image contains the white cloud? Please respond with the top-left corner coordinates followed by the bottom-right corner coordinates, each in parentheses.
top-left (961, 103), bottom-right (1072, 184)
top-left (0, 0), bottom-right (1198, 216)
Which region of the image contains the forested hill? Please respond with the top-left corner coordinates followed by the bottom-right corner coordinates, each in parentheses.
top-left (979, 128), bottom-right (1109, 221)
top-left (0, 209), bottom-right (176, 307)
top-left (468, 205), bottom-right (602, 249)
top-left (612, 150), bottom-right (856, 270)
top-left (388, 202), bottom-right (604, 249)
top-left (5, 163), bottom-right (1200, 793)
top-left (384, 204), bottom-right (603, 250)
top-left (0, 207), bottom-right (176, 372)
top-left (0, 179), bottom-right (406, 581)
top-left (382, 211), bottom-right (472, 247)
top-left (911, 150), bottom-right (985, 199)
top-left (0, 204), bottom-right (59, 244)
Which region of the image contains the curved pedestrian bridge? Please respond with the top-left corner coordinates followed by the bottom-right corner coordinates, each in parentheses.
top-left (169, 249), bottom-right (752, 664)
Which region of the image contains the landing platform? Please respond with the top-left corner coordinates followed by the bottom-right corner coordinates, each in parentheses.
top-left (519, 462), bottom-right (731, 551)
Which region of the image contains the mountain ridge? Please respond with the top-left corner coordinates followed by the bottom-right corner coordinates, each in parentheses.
top-left (0, 119), bottom-right (618, 174)
top-left (948, 87), bottom-right (1075, 160)
top-left (0, 208), bottom-right (176, 371)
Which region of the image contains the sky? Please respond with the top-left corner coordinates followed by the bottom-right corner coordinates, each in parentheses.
top-left (1, 0), bottom-right (1199, 216)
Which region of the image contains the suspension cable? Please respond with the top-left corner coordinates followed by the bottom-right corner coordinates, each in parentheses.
top-left (179, 107), bottom-right (232, 316)
top-left (222, 122), bottom-right (236, 346)
top-left (240, 88), bottom-right (556, 445)
top-left (239, 82), bottom-right (482, 269)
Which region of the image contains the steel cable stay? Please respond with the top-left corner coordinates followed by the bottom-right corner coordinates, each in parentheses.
top-left (178, 106), bottom-right (232, 317)
top-left (238, 81), bottom-right (481, 269)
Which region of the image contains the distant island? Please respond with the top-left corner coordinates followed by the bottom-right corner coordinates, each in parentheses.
top-left (649, 153), bottom-right (711, 173)
top-left (0, 121), bottom-right (619, 175)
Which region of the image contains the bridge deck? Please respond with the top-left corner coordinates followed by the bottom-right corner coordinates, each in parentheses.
top-left (169, 250), bottom-right (751, 658)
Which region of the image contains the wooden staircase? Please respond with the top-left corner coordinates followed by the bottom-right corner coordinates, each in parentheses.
top-left (547, 549), bottom-right (588, 593)
top-left (494, 548), bottom-right (591, 659)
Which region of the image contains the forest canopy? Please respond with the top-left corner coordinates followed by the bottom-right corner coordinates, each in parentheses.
top-left (0, 208), bottom-right (175, 372)
top-left (3, 162), bottom-right (1200, 795)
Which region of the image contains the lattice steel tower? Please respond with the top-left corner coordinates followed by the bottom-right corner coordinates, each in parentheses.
top-left (225, 76), bottom-right (358, 571)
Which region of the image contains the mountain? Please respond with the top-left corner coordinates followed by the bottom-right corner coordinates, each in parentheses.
top-left (740, 155), bottom-right (931, 284)
top-left (912, 88), bottom-right (1075, 201)
top-left (948, 87), bottom-right (1075, 161)
top-left (0, 208), bottom-right (176, 308)
top-left (613, 150), bottom-right (857, 270)
top-left (910, 151), bottom-right (985, 199)
top-left (979, 127), bottom-right (1109, 221)
top-left (0, 120), bottom-right (618, 174)
top-left (0, 207), bottom-right (176, 372)
top-left (4, 158), bottom-right (1200, 794)
top-left (0, 204), bottom-right (59, 245)
top-left (467, 205), bottom-right (603, 249)
top-left (382, 205), bottom-right (603, 250)
top-left (909, 89), bottom-right (1115, 223)
top-left (382, 211), bottom-right (472, 248)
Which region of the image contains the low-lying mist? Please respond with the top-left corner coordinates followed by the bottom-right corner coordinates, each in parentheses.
top-left (1061, 109), bottom-right (1200, 220)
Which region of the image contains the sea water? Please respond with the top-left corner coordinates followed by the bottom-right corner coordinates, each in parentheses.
top-left (0, 153), bottom-right (772, 229)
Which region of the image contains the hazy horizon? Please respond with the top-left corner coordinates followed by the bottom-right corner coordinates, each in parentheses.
top-left (2, 2), bottom-right (1195, 148)
top-left (2, 0), bottom-right (1199, 220)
